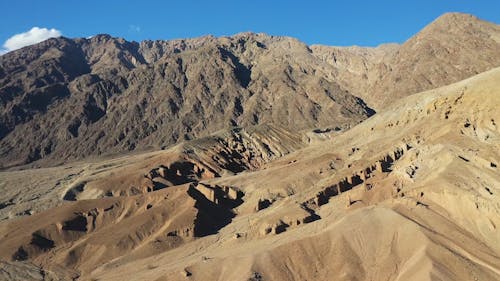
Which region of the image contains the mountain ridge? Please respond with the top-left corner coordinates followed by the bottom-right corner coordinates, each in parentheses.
top-left (0, 12), bottom-right (499, 281)
top-left (0, 12), bottom-right (499, 168)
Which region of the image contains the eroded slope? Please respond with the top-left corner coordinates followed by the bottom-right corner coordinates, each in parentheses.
top-left (1, 66), bottom-right (499, 281)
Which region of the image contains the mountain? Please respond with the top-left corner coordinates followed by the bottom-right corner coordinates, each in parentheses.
top-left (0, 33), bottom-right (374, 169)
top-left (1, 62), bottom-right (499, 281)
top-left (1, 13), bottom-right (499, 168)
top-left (0, 12), bottom-right (500, 281)
top-left (312, 13), bottom-right (500, 109)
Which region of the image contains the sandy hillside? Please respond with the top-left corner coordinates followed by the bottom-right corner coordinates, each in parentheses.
top-left (0, 65), bottom-right (499, 281)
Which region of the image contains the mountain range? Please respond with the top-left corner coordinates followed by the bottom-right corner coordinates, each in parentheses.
top-left (1, 12), bottom-right (499, 168)
top-left (0, 12), bottom-right (499, 281)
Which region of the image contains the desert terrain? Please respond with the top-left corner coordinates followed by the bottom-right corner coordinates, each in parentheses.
top-left (0, 13), bottom-right (499, 281)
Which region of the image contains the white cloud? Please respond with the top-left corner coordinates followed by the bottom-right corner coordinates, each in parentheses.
top-left (0, 27), bottom-right (62, 54)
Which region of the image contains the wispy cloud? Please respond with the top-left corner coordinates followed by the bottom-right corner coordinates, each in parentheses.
top-left (129, 24), bottom-right (141, 33)
top-left (0, 27), bottom-right (62, 55)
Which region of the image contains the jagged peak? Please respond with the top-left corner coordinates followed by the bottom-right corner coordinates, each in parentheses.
top-left (90, 33), bottom-right (113, 40)
top-left (83, 34), bottom-right (135, 46)
top-left (229, 31), bottom-right (271, 40)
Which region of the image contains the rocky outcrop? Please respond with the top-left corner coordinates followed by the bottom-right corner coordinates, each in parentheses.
top-left (187, 184), bottom-right (243, 237)
top-left (306, 143), bottom-right (412, 208)
top-left (193, 183), bottom-right (243, 207)
top-left (56, 125), bottom-right (304, 204)
top-left (2, 182), bottom-right (246, 273)
top-left (143, 161), bottom-right (217, 191)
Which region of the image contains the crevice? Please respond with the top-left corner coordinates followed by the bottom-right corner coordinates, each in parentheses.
top-left (218, 48), bottom-right (251, 88)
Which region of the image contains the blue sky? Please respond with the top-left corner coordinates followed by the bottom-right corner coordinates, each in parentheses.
top-left (1, 0), bottom-right (499, 50)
